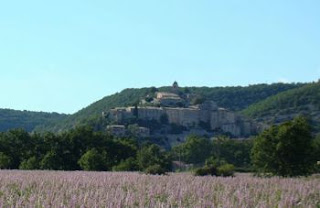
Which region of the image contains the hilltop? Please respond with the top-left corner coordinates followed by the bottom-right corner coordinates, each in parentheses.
top-left (34, 82), bottom-right (303, 133)
top-left (3, 82), bottom-right (319, 135)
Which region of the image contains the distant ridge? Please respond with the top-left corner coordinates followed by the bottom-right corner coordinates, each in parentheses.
top-left (242, 82), bottom-right (320, 132)
top-left (0, 109), bottom-right (68, 132)
top-left (33, 82), bottom-right (303, 133)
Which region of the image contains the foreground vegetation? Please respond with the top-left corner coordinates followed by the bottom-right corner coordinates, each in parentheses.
top-left (0, 170), bottom-right (318, 207)
top-left (0, 116), bottom-right (319, 177)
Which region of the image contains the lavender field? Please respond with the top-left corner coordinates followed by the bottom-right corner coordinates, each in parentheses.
top-left (0, 170), bottom-right (318, 208)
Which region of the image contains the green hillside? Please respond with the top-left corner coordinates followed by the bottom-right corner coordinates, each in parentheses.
top-left (35, 88), bottom-right (154, 132)
top-left (36, 83), bottom-right (303, 132)
top-left (242, 82), bottom-right (320, 131)
top-left (173, 83), bottom-right (304, 111)
top-left (0, 109), bottom-right (68, 132)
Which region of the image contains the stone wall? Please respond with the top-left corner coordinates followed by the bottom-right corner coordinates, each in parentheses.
top-left (136, 107), bottom-right (165, 121)
top-left (108, 105), bottom-right (256, 137)
top-left (164, 108), bottom-right (199, 127)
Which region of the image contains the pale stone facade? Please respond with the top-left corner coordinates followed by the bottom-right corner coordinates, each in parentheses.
top-left (108, 101), bottom-right (256, 137)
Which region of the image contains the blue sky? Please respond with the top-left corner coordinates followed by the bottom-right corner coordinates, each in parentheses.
top-left (0, 0), bottom-right (319, 114)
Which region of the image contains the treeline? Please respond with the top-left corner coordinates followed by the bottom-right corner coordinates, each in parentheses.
top-left (172, 117), bottom-right (320, 177)
top-left (172, 136), bottom-right (253, 171)
top-left (160, 83), bottom-right (303, 111)
top-left (0, 117), bottom-right (319, 176)
top-left (0, 127), bottom-right (171, 173)
top-left (0, 127), bottom-right (253, 174)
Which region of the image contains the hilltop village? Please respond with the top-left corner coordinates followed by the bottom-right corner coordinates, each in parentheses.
top-left (105, 82), bottom-right (257, 144)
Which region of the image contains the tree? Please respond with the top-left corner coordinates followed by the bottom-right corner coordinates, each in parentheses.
top-left (40, 151), bottom-right (62, 170)
top-left (78, 148), bottom-right (107, 171)
top-left (137, 144), bottom-right (171, 173)
top-left (0, 152), bottom-right (11, 169)
top-left (112, 157), bottom-right (138, 171)
top-left (19, 156), bottom-right (39, 170)
top-left (252, 116), bottom-right (315, 177)
top-left (173, 135), bottom-right (212, 164)
top-left (312, 135), bottom-right (320, 173)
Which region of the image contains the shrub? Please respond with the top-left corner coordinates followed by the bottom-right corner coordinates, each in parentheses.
top-left (194, 166), bottom-right (217, 176)
top-left (40, 151), bottom-right (62, 170)
top-left (144, 164), bottom-right (166, 175)
top-left (0, 152), bottom-right (11, 169)
top-left (194, 162), bottom-right (234, 177)
top-left (112, 157), bottom-right (138, 171)
top-left (19, 156), bottom-right (39, 170)
top-left (217, 164), bottom-right (235, 177)
top-left (78, 149), bottom-right (107, 171)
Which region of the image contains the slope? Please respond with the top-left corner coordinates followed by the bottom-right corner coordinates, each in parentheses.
top-left (242, 82), bottom-right (320, 131)
top-left (36, 83), bottom-right (303, 132)
top-left (0, 109), bottom-right (68, 132)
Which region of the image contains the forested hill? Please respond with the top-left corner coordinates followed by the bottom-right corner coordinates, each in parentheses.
top-left (242, 82), bottom-right (320, 132)
top-left (0, 109), bottom-right (68, 132)
top-left (35, 83), bottom-right (304, 132)
top-left (34, 88), bottom-right (154, 132)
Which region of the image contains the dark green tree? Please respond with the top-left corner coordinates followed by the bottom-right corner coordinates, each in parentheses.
top-left (173, 135), bottom-right (212, 164)
top-left (252, 116), bottom-right (315, 177)
top-left (78, 148), bottom-right (107, 171)
top-left (0, 152), bottom-right (12, 169)
top-left (112, 157), bottom-right (138, 171)
top-left (40, 151), bottom-right (63, 170)
top-left (137, 144), bottom-right (171, 173)
top-left (19, 156), bottom-right (39, 170)
top-left (312, 135), bottom-right (320, 172)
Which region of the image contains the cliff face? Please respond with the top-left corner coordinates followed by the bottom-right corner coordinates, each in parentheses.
top-left (108, 103), bottom-right (257, 137)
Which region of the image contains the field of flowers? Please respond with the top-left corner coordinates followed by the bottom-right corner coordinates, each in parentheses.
top-left (0, 170), bottom-right (318, 207)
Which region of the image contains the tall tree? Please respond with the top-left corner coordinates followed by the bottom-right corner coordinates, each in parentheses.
top-left (252, 116), bottom-right (315, 177)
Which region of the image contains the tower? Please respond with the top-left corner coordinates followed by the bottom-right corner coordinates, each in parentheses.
top-left (172, 81), bottom-right (179, 89)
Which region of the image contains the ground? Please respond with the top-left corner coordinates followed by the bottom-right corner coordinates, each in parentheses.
top-left (0, 170), bottom-right (318, 207)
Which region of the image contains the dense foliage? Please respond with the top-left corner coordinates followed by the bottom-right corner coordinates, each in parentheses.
top-left (252, 117), bottom-right (316, 177)
top-left (0, 109), bottom-right (67, 132)
top-left (172, 135), bottom-right (253, 170)
top-left (0, 127), bottom-right (169, 173)
top-left (0, 127), bottom-right (254, 173)
top-left (242, 82), bottom-right (320, 132)
top-left (0, 117), bottom-right (318, 176)
top-left (160, 83), bottom-right (303, 111)
top-left (35, 88), bottom-right (154, 132)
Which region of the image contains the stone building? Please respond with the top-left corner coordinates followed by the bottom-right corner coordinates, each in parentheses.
top-left (106, 125), bottom-right (126, 137)
top-left (154, 92), bottom-right (185, 107)
top-left (108, 101), bottom-right (256, 137)
top-left (107, 82), bottom-right (257, 137)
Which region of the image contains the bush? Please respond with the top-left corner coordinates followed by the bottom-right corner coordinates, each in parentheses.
top-left (0, 152), bottom-right (11, 169)
top-left (40, 151), bottom-right (62, 170)
top-left (19, 156), bottom-right (39, 170)
top-left (112, 157), bottom-right (138, 171)
top-left (78, 149), bottom-right (107, 171)
top-left (194, 162), bottom-right (234, 177)
top-left (217, 164), bottom-right (235, 177)
top-left (144, 164), bottom-right (166, 175)
top-left (194, 166), bottom-right (217, 176)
